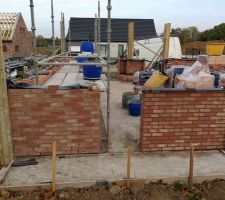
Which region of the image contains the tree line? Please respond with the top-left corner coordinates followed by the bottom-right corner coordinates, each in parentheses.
top-left (36, 35), bottom-right (61, 48)
top-left (171, 23), bottom-right (225, 44)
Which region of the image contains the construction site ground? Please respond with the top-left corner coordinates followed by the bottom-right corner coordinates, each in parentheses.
top-left (2, 79), bottom-right (225, 199)
top-left (1, 179), bottom-right (225, 200)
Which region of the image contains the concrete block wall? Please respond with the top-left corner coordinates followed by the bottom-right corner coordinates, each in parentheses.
top-left (8, 87), bottom-right (102, 156)
top-left (140, 90), bottom-right (225, 152)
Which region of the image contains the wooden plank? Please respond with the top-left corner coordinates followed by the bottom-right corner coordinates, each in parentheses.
top-left (128, 22), bottom-right (134, 59)
top-left (61, 73), bottom-right (78, 86)
top-left (52, 142), bottom-right (56, 194)
top-left (44, 72), bottom-right (66, 86)
top-left (0, 159), bottom-right (14, 184)
top-left (0, 32), bottom-right (14, 166)
top-left (127, 146), bottom-right (132, 188)
top-left (162, 23), bottom-right (171, 59)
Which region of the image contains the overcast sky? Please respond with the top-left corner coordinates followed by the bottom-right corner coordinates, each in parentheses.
top-left (1, 0), bottom-right (225, 37)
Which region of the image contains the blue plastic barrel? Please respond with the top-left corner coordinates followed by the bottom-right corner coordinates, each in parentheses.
top-left (128, 100), bottom-right (141, 117)
top-left (80, 41), bottom-right (94, 53)
top-left (76, 57), bottom-right (88, 63)
top-left (83, 65), bottom-right (102, 80)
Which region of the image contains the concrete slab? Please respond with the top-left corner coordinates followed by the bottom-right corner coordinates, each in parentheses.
top-left (101, 81), bottom-right (140, 153)
top-left (3, 151), bottom-right (225, 186)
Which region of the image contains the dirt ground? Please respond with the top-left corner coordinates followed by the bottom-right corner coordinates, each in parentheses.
top-left (1, 179), bottom-right (225, 200)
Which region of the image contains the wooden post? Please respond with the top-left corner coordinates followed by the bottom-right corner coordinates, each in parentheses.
top-left (188, 144), bottom-right (194, 188)
top-left (162, 23), bottom-right (171, 59)
top-left (52, 142), bottom-right (56, 195)
top-left (127, 146), bottom-right (132, 188)
top-left (128, 22), bottom-right (134, 59)
top-left (0, 32), bottom-right (14, 166)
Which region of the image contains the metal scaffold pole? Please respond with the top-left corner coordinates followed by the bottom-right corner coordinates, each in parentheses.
top-left (94, 14), bottom-right (98, 51)
top-left (60, 12), bottom-right (65, 53)
top-left (106, 0), bottom-right (112, 140)
top-left (98, 0), bottom-right (101, 55)
top-left (29, 0), bottom-right (39, 85)
top-left (0, 32), bottom-right (14, 166)
top-left (51, 0), bottom-right (55, 49)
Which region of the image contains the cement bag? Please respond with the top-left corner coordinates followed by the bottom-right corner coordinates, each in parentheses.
top-left (144, 71), bottom-right (168, 88)
top-left (183, 72), bottom-right (215, 89)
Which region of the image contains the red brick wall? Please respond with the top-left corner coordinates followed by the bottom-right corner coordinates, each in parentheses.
top-left (8, 87), bottom-right (101, 156)
top-left (167, 59), bottom-right (196, 67)
top-left (3, 14), bottom-right (32, 58)
top-left (140, 90), bottom-right (225, 152)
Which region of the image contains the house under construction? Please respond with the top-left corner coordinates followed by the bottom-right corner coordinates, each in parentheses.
top-left (0, 12), bottom-right (32, 58)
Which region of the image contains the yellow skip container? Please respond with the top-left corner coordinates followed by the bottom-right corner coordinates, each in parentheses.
top-left (144, 71), bottom-right (168, 88)
top-left (207, 43), bottom-right (225, 56)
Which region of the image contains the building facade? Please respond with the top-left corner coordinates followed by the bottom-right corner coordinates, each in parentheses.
top-left (0, 13), bottom-right (32, 58)
top-left (66, 17), bottom-right (157, 59)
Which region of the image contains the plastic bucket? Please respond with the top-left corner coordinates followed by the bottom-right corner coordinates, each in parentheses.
top-left (122, 92), bottom-right (140, 109)
top-left (207, 43), bottom-right (225, 56)
top-left (83, 65), bottom-right (102, 80)
top-left (80, 41), bottom-right (94, 54)
top-left (128, 100), bottom-right (141, 117)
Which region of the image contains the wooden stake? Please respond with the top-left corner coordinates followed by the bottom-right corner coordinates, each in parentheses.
top-left (188, 144), bottom-right (194, 188)
top-left (127, 146), bottom-right (132, 188)
top-left (52, 142), bottom-right (56, 195)
top-left (0, 32), bottom-right (14, 166)
top-left (128, 22), bottom-right (134, 59)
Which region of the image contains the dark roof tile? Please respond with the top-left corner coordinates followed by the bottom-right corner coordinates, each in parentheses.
top-left (66, 18), bottom-right (157, 42)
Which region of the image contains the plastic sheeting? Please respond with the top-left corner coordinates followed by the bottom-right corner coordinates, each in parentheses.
top-left (175, 55), bottom-right (215, 89)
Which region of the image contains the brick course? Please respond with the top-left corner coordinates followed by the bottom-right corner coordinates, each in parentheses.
top-left (8, 88), bottom-right (102, 156)
top-left (140, 90), bottom-right (225, 152)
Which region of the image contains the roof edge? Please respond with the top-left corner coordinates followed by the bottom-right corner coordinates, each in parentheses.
top-left (10, 13), bottom-right (21, 40)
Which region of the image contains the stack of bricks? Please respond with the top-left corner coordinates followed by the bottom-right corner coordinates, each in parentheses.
top-left (140, 90), bottom-right (225, 152)
top-left (8, 86), bottom-right (102, 156)
top-left (117, 59), bottom-right (145, 82)
top-left (167, 58), bottom-right (196, 67)
top-left (208, 56), bottom-right (225, 72)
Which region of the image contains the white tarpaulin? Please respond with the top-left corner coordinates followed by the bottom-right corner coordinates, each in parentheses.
top-left (175, 55), bottom-right (215, 89)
